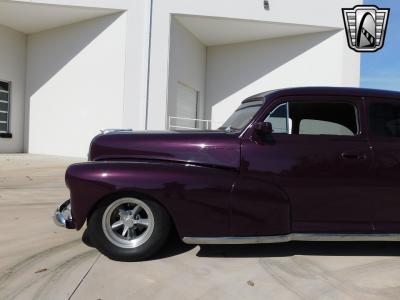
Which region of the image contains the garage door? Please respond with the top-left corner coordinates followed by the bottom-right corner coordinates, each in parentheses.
top-left (176, 83), bottom-right (198, 129)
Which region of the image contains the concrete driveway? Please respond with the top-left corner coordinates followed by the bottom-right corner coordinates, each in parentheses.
top-left (0, 154), bottom-right (399, 300)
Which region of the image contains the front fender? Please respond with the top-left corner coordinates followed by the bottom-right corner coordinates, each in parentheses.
top-left (66, 161), bottom-right (237, 237)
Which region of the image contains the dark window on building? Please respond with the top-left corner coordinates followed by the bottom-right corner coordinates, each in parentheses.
top-left (263, 0), bottom-right (270, 10)
top-left (265, 102), bottom-right (358, 136)
top-left (0, 81), bottom-right (10, 134)
top-left (369, 102), bottom-right (400, 137)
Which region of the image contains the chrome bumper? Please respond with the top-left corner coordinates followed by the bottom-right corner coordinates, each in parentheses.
top-left (53, 199), bottom-right (74, 229)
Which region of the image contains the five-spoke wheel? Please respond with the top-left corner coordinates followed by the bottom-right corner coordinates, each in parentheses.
top-left (88, 196), bottom-right (170, 261)
top-left (102, 198), bottom-right (154, 248)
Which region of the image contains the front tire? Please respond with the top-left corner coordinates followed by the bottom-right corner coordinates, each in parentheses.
top-left (87, 196), bottom-right (170, 261)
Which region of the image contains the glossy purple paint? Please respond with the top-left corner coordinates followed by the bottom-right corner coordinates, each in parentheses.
top-left (66, 87), bottom-right (400, 237)
top-left (66, 161), bottom-right (237, 235)
top-left (89, 131), bottom-right (240, 169)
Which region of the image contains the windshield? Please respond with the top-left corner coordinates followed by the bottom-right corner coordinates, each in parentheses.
top-left (219, 98), bottom-right (265, 132)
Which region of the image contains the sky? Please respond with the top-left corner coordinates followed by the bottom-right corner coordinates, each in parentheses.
top-left (360, 0), bottom-right (400, 91)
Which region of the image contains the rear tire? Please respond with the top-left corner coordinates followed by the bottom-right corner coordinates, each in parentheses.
top-left (87, 196), bottom-right (170, 261)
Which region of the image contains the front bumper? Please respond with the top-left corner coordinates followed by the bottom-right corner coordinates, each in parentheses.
top-left (53, 199), bottom-right (74, 229)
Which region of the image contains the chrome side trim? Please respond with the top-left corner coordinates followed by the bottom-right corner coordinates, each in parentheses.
top-left (182, 233), bottom-right (400, 245)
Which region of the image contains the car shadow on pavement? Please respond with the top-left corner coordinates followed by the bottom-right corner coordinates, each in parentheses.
top-left (196, 241), bottom-right (400, 258)
top-left (82, 228), bottom-right (196, 261)
top-left (82, 229), bottom-right (398, 260)
top-left (153, 232), bottom-right (196, 260)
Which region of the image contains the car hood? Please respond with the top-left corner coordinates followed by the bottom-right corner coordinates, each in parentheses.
top-left (89, 131), bottom-right (241, 169)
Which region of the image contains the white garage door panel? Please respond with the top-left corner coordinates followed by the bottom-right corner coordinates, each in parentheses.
top-left (176, 83), bottom-right (198, 129)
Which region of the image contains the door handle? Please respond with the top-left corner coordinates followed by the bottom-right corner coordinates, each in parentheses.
top-left (341, 152), bottom-right (367, 161)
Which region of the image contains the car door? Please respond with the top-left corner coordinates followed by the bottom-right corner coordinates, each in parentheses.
top-left (366, 98), bottom-right (400, 233)
top-left (231, 95), bottom-right (375, 236)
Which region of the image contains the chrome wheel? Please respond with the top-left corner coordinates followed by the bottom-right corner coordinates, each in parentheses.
top-left (102, 197), bottom-right (155, 249)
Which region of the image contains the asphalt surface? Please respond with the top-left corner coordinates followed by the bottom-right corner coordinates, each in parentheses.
top-left (0, 154), bottom-right (399, 300)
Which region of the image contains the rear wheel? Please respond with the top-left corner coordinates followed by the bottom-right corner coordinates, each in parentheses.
top-left (87, 196), bottom-right (170, 261)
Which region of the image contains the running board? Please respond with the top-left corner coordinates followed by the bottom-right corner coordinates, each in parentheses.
top-left (182, 233), bottom-right (400, 245)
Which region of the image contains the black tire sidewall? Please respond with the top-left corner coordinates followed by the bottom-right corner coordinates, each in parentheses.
top-left (87, 196), bottom-right (170, 261)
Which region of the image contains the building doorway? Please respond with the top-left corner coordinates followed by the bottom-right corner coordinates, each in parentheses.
top-left (176, 82), bottom-right (198, 128)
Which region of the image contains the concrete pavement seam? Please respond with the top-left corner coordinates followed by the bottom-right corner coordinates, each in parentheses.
top-left (68, 253), bottom-right (101, 300)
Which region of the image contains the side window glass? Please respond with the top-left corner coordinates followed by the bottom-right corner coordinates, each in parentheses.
top-left (265, 101), bottom-right (358, 136)
top-left (291, 102), bottom-right (357, 136)
top-left (264, 103), bottom-right (292, 133)
top-left (369, 103), bottom-right (400, 137)
top-left (299, 119), bottom-right (354, 135)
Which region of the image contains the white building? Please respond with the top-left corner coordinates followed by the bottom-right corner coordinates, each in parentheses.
top-left (0, 0), bottom-right (361, 157)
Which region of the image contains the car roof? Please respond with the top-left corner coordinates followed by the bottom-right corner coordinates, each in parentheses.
top-left (244, 87), bottom-right (400, 102)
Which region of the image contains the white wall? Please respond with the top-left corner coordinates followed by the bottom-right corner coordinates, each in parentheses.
top-left (121, 0), bottom-right (150, 131)
top-left (167, 18), bottom-right (206, 125)
top-left (206, 31), bottom-right (360, 127)
top-left (147, 0), bottom-right (362, 129)
top-left (26, 13), bottom-right (127, 157)
top-left (0, 0), bottom-right (363, 156)
top-left (0, 25), bottom-right (26, 153)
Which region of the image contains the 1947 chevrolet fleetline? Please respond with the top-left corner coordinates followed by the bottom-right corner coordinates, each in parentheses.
top-left (54, 87), bottom-right (400, 261)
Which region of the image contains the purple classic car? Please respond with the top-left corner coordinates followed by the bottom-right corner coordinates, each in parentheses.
top-left (54, 87), bottom-right (400, 261)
